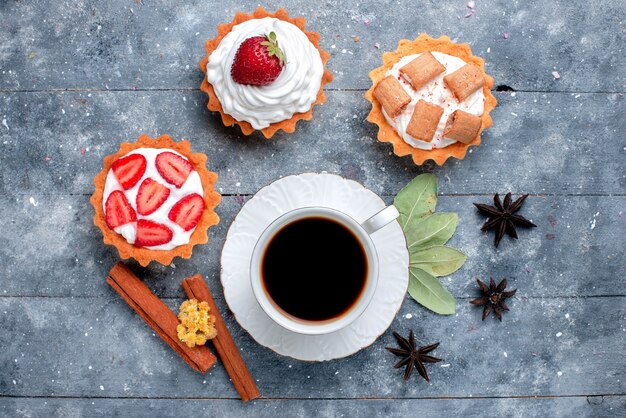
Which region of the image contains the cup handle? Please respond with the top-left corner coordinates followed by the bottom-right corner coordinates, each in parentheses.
top-left (361, 205), bottom-right (400, 235)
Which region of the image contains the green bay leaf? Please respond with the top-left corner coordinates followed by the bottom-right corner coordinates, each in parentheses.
top-left (405, 212), bottom-right (458, 251)
top-left (410, 246), bottom-right (467, 277)
top-left (408, 267), bottom-right (456, 315)
top-left (394, 173), bottom-right (437, 231)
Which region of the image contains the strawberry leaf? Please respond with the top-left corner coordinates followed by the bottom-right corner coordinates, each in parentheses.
top-left (262, 32), bottom-right (285, 66)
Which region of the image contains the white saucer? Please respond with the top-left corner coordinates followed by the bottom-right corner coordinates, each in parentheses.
top-left (220, 173), bottom-right (409, 361)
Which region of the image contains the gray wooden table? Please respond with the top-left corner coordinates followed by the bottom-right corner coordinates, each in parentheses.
top-left (1, 0), bottom-right (625, 416)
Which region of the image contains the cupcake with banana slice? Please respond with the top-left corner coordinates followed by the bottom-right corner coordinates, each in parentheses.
top-left (365, 34), bottom-right (497, 166)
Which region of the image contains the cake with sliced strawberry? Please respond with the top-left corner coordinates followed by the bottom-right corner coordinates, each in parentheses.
top-left (200, 8), bottom-right (332, 138)
top-left (91, 134), bottom-right (220, 266)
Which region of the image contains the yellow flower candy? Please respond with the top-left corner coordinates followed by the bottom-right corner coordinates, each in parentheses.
top-left (176, 298), bottom-right (218, 348)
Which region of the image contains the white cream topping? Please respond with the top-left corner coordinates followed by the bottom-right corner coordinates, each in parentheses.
top-left (206, 17), bottom-right (324, 130)
top-left (383, 52), bottom-right (485, 150)
top-left (102, 148), bottom-right (203, 251)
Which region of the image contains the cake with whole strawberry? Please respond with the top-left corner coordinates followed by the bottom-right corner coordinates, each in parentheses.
top-left (365, 34), bottom-right (497, 166)
top-left (200, 7), bottom-right (332, 138)
top-left (91, 134), bottom-right (220, 266)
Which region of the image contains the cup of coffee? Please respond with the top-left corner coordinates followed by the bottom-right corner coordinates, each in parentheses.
top-left (250, 205), bottom-right (399, 335)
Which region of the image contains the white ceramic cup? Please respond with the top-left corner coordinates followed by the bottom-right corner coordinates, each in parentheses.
top-left (250, 205), bottom-right (399, 335)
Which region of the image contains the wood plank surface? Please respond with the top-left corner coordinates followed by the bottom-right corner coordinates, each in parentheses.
top-left (0, 1), bottom-right (623, 92)
top-left (1, 397), bottom-right (625, 418)
top-left (0, 91), bottom-right (624, 197)
top-left (1, 0), bottom-right (624, 415)
top-left (1, 195), bottom-right (623, 298)
top-left (0, 296), bottom-right (624, 398)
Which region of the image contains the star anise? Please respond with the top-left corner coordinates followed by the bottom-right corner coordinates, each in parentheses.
top-left (385, 330), bottom-right (442, 382)
top-left (470, 278), bottom-right (517, 321)
top-left (474, 193), bottom-right (537, 247)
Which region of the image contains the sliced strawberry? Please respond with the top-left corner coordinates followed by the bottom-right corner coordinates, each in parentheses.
top-left (168, 193), bottom-right (205, 231)
top-left (136, 177), bottom-right (170, 215)
top-left (155, 152), bottom-right (194, 188)
top-left (111, 154), bottom-right (147, 189)
top-left (105, 190), bottom-right (136, 229)
top-left (135, 219), bottom-right (173, 247)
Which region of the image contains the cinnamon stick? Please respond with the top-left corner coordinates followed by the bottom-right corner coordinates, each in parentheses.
top-left (107, 262), bottom-right (216, 373)
top-left (182, 275), bottom-right (260, 402)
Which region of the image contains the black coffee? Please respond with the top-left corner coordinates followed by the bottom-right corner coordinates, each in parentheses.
top-left (261, 217), bottom-right (368, 322)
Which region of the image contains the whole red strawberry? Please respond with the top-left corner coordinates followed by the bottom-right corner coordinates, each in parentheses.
top-left (231, 32), bottom-right (285, 86)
